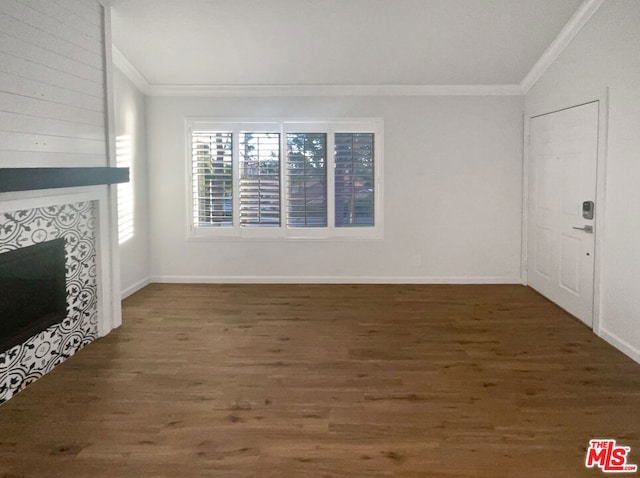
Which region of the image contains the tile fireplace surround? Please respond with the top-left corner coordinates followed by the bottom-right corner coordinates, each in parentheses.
top-left (0, 187), bottom-right (121, 403)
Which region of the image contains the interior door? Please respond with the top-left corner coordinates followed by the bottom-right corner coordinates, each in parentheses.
top-left (528, 101), bottom-right (599, 327)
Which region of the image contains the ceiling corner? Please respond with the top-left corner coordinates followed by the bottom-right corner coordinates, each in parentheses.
top-left (112, 45), bottom-right (151, 95)
top-left (520, 0), bottom-right (606, 94)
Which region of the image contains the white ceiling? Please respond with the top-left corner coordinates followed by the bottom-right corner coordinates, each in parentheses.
top-left (110, 0), bottom-right (585, 87)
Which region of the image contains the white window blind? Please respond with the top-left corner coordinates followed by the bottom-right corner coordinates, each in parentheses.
top-left (286, 133), bottom-right (327, 227)
top-left (335, 133), bottom-right (375, 227)
top-left (188, 119), bottom-right (382, 240)
top-left (192, 131), bottom-right (233, 227)
top-left (239, 132), bottom-right (281, 227)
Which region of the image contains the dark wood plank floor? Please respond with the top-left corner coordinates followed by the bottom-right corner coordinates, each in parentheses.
top-left (0, 284), bottom-right (639, 477)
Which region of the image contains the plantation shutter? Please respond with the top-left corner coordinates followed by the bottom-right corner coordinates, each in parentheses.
top-left (286, 133), bottom-right (327, 227)
top-left (191, 131), bottom-right (233, 227)
top-left (189, 120), bottom-right (380, 238)
top-left (335, 133), bottom-right (375, 227)
top-left (239, 132), bottom-right (281, 227)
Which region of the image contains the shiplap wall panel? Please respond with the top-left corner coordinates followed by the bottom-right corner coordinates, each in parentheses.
top-left (0, 131), bottom-right (105, 155)
top-left (22, 0), bottom-right (103, 42)
top-left (0, 92), bottom-right (103, 127)
top-left (40, 0), bottom-right (103, 26)
top-left (0, 0), bottom-right (106, 167)
top-left (0, 71), bottom-right (104, 113)
top-left (0, 51), bottom-right (104, 98)
top-left (0, 112), bottom-right (105, 142)
top-left (2, 0), bottom-right (103, 56)
top-left (0, 32), bottom-right (103, 84)
top-left (50, 0), bottom-right (103, 16)
top-left (0, 13), bottom-right (104, 70)
top-left (0, 151), bottom-right (106, 167)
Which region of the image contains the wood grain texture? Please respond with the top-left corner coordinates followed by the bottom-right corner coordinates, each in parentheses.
top-left (0, 284), bottom-right (638, 477)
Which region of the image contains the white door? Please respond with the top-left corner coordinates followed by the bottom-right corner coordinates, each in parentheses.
top-left (528, 101), bottom-right (599, 327)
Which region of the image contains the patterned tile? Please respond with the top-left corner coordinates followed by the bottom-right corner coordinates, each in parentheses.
top-left (0, 202), bottom-right (98, 403)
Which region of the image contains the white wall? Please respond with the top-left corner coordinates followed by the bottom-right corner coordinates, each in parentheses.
top-left (146, 95), bottom-right (524, 283)
top-left (113, 67), bottom-right (151, 297)
top-left (0, 0), bottom-right (106, 167)
top-left (526, 0), bottom-right (640, 361)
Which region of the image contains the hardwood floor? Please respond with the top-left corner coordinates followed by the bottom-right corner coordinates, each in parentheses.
top-left (0, 284), bottom-right (639, 477)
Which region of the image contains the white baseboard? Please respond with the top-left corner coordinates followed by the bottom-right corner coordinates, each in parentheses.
top-left (121, 277), bottom-right (151, 299)
top-left (597, 327), bottom-right (640, 365)
top-left (149, 275), bottom-right (522, 285)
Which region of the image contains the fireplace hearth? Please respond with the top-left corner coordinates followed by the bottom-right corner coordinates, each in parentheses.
top-left (0, 239), bottom-right (67, 353)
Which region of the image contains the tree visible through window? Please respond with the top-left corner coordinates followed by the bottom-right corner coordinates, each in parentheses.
top-left (192, 131), bottom-right (233, 226)
top-left (239, 133), bottom-right (281, 227)
top-left (335, 133), bottom-right (374, 227)
top-left (286, 133), bottom-right (327, 227)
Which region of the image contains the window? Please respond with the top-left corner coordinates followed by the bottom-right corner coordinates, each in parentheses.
top-left (191, 131), bottom-right (233, 227)
top-left (335, 133), bottom-right (374, 227)
top-left (286, 133), bottom-right (327, 228)
top-left (239, 132), bottom-right (281, 227)
top-left (188, 119), bottom-right (383, 240)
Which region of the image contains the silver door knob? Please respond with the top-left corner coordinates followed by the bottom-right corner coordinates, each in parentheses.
top-left (572, 225), bottom-right (593, 233)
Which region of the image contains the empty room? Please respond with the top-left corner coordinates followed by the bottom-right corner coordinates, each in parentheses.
top-left (0, 0), bottom-right (639, 476)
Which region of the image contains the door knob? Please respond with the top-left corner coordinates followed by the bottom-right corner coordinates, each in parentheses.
top-left (572, 225), bottom-right (593, 233)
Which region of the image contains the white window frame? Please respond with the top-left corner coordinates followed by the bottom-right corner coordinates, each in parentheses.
top-left (186, 118), bottom-right (384, 241)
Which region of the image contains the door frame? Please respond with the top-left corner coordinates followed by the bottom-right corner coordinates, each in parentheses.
top-left (521, 88), bottom-right (609, 333)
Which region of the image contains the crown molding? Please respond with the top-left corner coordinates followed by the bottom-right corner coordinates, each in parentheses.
top-left (111, 45), bottom-right (151, 94)
top-left (146, 83), bottom-right (523, 97)
top-left (111, 0), bottom-right (603, 99)
top-left (110, 45), bottom-right (521, 97)
top-left (520, 0), bottom-right (606, 93)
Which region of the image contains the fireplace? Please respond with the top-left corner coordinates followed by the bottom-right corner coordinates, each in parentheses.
top-left (0, 239), bottom-right (67, 354)
top-left (0, 200), bottom-right (104, 404)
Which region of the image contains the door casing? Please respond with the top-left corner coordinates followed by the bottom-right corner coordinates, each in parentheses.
top-left (522, 88), bottom-right (609, 333)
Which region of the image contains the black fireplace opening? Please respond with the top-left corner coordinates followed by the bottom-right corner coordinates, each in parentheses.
top-left (0, 238), bottom-right (67, 353)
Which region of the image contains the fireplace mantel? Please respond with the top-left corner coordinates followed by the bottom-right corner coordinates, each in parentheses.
top-left (0, 167), bottom-right (129, 193)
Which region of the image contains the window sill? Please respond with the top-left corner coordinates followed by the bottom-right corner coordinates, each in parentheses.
top-left (187, 229), bottom-right (384, 242)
